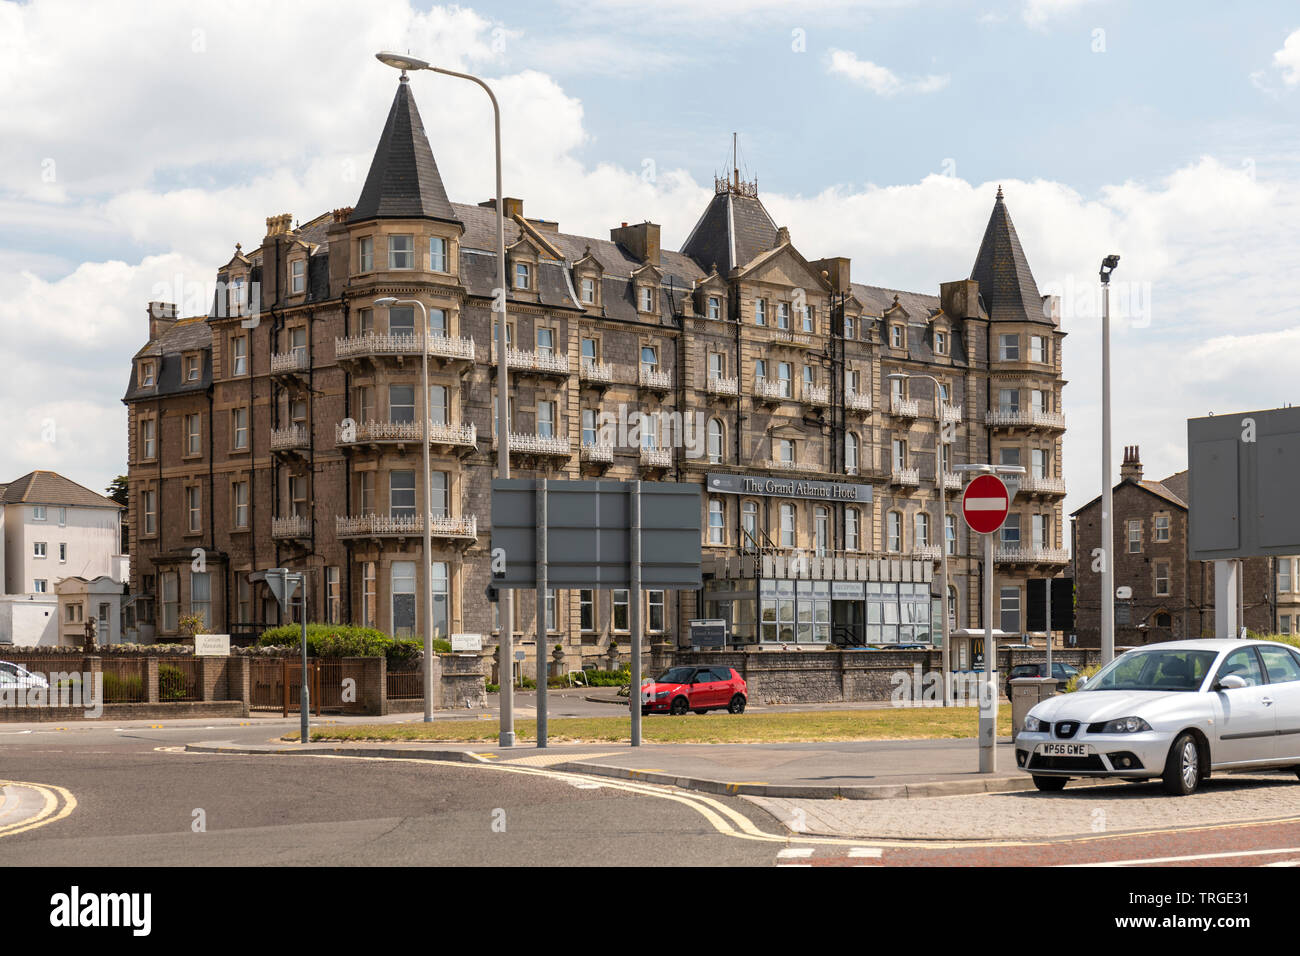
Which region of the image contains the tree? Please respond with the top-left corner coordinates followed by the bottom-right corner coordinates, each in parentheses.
top-left (106, 475), bottom-right (128, 506)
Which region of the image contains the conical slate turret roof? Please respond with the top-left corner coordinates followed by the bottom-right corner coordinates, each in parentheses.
top-left (350, 77), bottom-right (459, 224)
top-left (680, 187), bottom-right (779, 273)
top-left (970, 187), bottom-right (1048, 324)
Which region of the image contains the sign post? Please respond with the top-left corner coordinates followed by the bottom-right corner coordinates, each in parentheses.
top-left (962, 473), bottom-right (1010, 773)
top-left (255, 568), bottom-right (308, 745)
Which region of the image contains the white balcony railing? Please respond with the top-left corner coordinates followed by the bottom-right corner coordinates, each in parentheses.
top-left (912, 546), bottom-right (943, 562)
top-left (754, 377), bottom-right (788, 402)
top-left (335, 332), bottom-right (475, 362)
top-left (846, 389), bottom-right (872, 413)
top-left (985, 409), bottom-right (1066, 430)
top-left (890, 467), bottom-right (921, 487)
top-left (890, 397), bottom-right (920, 418)
top-left (941, 403), bottom-right (962, 423)
top-left (640, 446), bottom-right (672, 468)
top-left (492, 346), bottom-right (570, 376)
top-left (942, 472), bottom-right (963, 491)
top-left (335, 420), bottom-right (476, 448)
top-left (579, 358), bottom-right (617, 384)
top-left (493, 432), bottom-right (572, 456)
top-left (335, 513), bottom-right (478, 540)
top-left (706, 375), bottom-right (739, 397)
top-left (803, 383), bottom-right (829, 406)
top-left (270, 350), bottom-right (309, 374)
top-left (639, 367), bottom-right (672, 390)
top-left (994, 546), bottom-right (1070, 564)
top-left (1019, 475), bottom-right (1067, 495)
top-left (270, 425), bottom-right (308, 451)
top-left (271, 514), bottom-right (311, 538)
top-left (581, 442), bottom-right (614, 464)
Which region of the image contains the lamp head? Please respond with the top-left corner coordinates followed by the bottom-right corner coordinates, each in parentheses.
top-left (376, 51), bottom-right (430, 74)
top-left (374, 296), bottom-right (399, 307)
top-left (1099, 254), bottom-right (1120, 283)
top-left (885, 372), bottom-right (909, 381)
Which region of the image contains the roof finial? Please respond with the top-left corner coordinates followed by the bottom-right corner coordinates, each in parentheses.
top-left (996, 184), bottom-right (1004, 200)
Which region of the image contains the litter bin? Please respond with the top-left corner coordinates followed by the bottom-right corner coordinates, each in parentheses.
top-left (1010, 676), bottom-right (1058, 734)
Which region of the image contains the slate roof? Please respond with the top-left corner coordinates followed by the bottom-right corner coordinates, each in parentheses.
top-left (350, 77), bottom-right (459, 225)
top-left (1070, 470), bottom-right (1189, 517)
top-left (680, 190), bottom-right (779, 273)
top-left (124, 316), bottom-right (212, 403)
top-left (970, 188), bottom-right (1051, 326)
top-left (1, 471), bottom-right (121, 510)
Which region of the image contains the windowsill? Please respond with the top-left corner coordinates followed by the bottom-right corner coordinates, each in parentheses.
top-left (230, 448), bottom-right (250, 456)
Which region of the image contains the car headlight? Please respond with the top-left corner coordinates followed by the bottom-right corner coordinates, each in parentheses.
top-left (654, 690), bottom-right (672, 699)
top-left (1023, 715), bottom-right (1046, 732)
top-left (1098, 716), bottom-right (1151, 734)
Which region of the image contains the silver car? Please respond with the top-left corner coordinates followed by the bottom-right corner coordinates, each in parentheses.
top-left (1015, 639), bottom-right (1300, 795)
top-left (0, 660), bottom-right (50, 690)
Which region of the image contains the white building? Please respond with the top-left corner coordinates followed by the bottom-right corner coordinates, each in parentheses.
top-left (0, 471), bottom-right (127, 647)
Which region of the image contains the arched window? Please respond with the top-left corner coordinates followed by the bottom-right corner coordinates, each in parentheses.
top-left (914, 512), bottom-right (930, 548)
top-left (945, 513), bottom-right (957, 555)
top-left (887, 511), bottom-right (903, 552)
top-left (846, 432), bottom-right (859, 472)
top-left (845, 507), bottom-right (860, 552)
top-left (708, 418), bottom-right (724, 464)
top-left (814, 506), bottom-right (829, 556)
top-left (707, 497), bottom-right (724, 545)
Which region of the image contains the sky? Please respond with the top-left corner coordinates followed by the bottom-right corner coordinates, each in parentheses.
top-left (2, 0), bottom-right (1299, 526)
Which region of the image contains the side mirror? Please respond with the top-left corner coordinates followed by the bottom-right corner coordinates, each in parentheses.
top-left (1216, 674), bottom-right (1247, 691)
top-left (1075, 675), bottom-right (1088, 689)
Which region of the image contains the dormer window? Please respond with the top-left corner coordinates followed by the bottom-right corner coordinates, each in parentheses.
top-left (139, 361), bottom-right (156, 388)
top-left (230, 276), bottom-right (247, 316)
top-left (514, 262), bottom-right (530, 290)
top-left (389, 235), bottom-right (414, 270)
top-left (935, 330), bottom-right (947, 355)
top-left (429, 236), bottom-right (448, 272)
top-left (891, 325), bottom-right (904, 349)
top-left (581, 276), bottom-right (595, 304)
top-left (708, 296), bottom-right (721, 320)
top-left (638, 286), bottom-right (655, 313)
top-left (184, 354), bottom-right (200, 382)
top-left (358, 237), bottom-right (374, 272)
top-left (290, 258), bottom-right (305, 294)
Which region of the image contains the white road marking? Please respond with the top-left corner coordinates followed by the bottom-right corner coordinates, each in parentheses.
top-left (1066, 846), bottom-right (1300, 867)
top-left (849, 846), bottom-right (883, 858)
top-left (777, 847), bottom-right (815, 859)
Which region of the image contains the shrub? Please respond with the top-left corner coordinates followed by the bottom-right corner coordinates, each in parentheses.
top-left (158, 664), bottom-right (188, 701)
top-left (258, 624), bottom-right (435, 667)
top-left (102, 672), bottom-right (144, 702)
top-left (1064, 663), bottom-right (1101, 693)
top-left (583, 668), bottom-right (632, 687)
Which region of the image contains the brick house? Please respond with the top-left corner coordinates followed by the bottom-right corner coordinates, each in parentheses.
top-left (123, 76), bottom-right (1070, 666)
top-left (1070, 445), bottom-right (1297, 645)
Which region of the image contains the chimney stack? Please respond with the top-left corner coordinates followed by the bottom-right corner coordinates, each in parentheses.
top-left (1121, 445), bottom-right (1143, 481)
top-left (611, 221), bottom-right (661, 266)
top-left (148, 301), bottom-right (178, 341)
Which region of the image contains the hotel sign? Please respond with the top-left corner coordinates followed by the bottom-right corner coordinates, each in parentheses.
top-left (706, 473), bottom-right (872, 503)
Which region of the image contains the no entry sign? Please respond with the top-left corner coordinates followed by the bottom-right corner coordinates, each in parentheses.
top-left (962, 474), bottom-right (1010, 535)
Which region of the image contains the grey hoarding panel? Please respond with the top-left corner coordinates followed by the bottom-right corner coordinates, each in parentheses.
top-left (1188, 437), bottom-right (1239, 556)
top-left (1258, 432), bottom-right (1300, 548)
top-left (490, 479), bottom-right (702, 590)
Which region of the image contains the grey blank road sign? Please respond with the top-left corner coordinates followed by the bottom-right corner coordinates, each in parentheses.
top-left (1188, 406), bottom-right (1300, 559)
top-left (491, 479), bottom-right (702, 590)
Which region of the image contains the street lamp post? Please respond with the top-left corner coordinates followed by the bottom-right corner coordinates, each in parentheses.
top-left (887, 372), bottom-right (952, 705)
top-left (1099, 255), bottom-right (1120, 665)
top-left (377, 52), bottom-right (516, 746)
top-left (375, 296), bottom-right (434, 723)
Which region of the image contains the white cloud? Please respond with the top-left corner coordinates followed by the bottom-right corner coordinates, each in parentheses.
top-left (1023, 0), bottom-right (1096, 29)
top-left (826, 49), bottom-right (949, 96)
top-left (1270, 27), bottom-right (1300, 86)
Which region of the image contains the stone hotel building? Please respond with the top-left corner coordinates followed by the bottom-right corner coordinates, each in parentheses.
top-left (123, 76), bottom-right (1068, 667)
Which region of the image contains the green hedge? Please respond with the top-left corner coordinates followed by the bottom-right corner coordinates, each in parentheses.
top-left (257, 624), bottom-right (434, 666)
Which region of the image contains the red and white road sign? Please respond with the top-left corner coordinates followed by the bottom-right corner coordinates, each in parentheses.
top-left (962, 474), bottom-right (1010, 535)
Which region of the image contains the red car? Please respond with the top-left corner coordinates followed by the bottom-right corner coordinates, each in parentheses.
top-left (642, 666), bottom-right (748, 716)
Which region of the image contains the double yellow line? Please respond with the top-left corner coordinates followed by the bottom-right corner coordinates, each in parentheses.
top-left (0, 780), bottom-right (78, 839)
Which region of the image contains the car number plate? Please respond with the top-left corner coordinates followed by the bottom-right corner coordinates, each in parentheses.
top-left (1040, 743), bottom-right (1088, 757)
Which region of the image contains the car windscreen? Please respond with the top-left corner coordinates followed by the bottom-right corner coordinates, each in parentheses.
top-left (655, 667), bottom-right (696, 684)
top-left (1084, 649), bottom-right (1217, 692)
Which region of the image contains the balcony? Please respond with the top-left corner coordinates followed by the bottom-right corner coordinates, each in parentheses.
top-left (890, 467), bottom-right (921, 487)
top-left (912, 546), bottom-right (942, 562)
top-left (754, 377), bottom-right (788, 404)
top-left (994, 546), bottom-right (1070, 566)
top-left (335, 513), bottom-right (478, 542)
top-left (890, 397), bottom-right (920, 418)
top-left (270, 349), bottom-right (309, 378)
top-left (334, 332), bottom-right (475, 367)
top-left (941, 472), bottom-right (963, 491)
top-left (493, 432), bottom-right (572, 458)
top-left (580, 442), bottom-right (614, 465)
top-left (271, 514), bottom-right (311, 540)
top-left (639, 367), bottom-right (672, 393)
top-left (985, 409), bottom-right (1066, 432)
top-left (640, 446), bottom-right (672, 469)
top-left (1018, 475), bottom-right (1067, 496)
top-left (335, 420), bottom-right (477, 453)
top-left (270, 425), bottom-right (309, 454)
top-left (706, 375), bottom-right (739, 398)
top-left (803, 383), bottom-right (829, 407)
top-left (846, 389), bottom-right (872, 414)
top-left (941, 403), bottom-right (962, 424)
top-left (579, 358), bottom-right (618, 388)
top-left (495, 346), bottom-right (570, 379)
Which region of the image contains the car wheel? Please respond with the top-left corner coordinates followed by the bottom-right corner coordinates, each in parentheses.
top-left (694, 709), bottom-right (709, 715)
top-left (1032, 775), bottom-right (1067, 792)
top-left (670, 696), bottom-right (689, 716)
top-left (1162, 732), bottom-right (1201, 796)
top-left (728, 694), bottom-right (747, 714)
